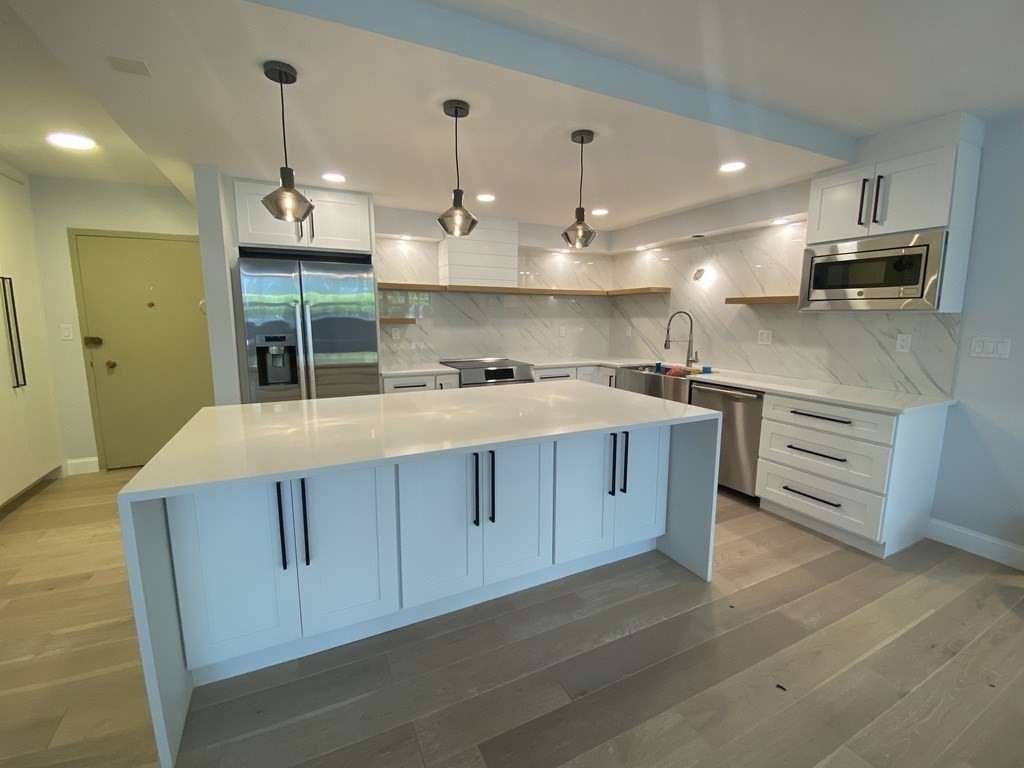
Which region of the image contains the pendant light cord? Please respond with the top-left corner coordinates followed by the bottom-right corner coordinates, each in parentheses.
top-left (578, 138), bottom-right (584, 208)
top-left (454, 113), bottom-right (461, 190)
top-left (278, 78), bottom-right (289, 168)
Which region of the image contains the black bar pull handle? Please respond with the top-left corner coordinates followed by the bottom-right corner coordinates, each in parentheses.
top-left (608, 374), bottom-right (614, 387)
top-left (275, 482), bottom-right (288, 570)
top-left (783, 485), bottom-right (842, 508)
top-left (620, 431), bottom-right (630, 494)
top-left (488, 450), bottom-right (496, 523)
top-left (857, 177), bottom-right (870, 226)
top-left (300, 479), bottom-right (311, 566)
top-left (871, 175), bottom-right (884, 224)
top-left (790, 409), bottom-right (853, 425)
top-left (472, 452), bottom-right (481, 526)
top-left (309, 211), bottom-right (316, 242)
top-left (609, 432), bottom-right (618, 496)
top-left (786, 444), bottom-right (848, 463)
top-left (1, 277), bottom-right (26, 389)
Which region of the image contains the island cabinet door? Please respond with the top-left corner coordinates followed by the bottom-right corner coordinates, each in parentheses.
top-left (166, 482), bottom-right (302, 669)
top-left (613, 426), bottom-right (670, 546)
top-left (398, 453), bottom-right (483, 608)
top-left (554, 432), bottom-right (616, 564)
top-left (293, 467), bottom-right (400, 637)
top-left (482, 442), bottom-right (554, 585)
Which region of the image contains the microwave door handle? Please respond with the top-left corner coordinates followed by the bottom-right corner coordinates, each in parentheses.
top-left (871, 175), bottom-right (884, 224)
top-left (293, 301), bottom-right (309, 400)
top-left (303, 301), bottom-right (317, 399)
top-left (857, 178), bottom-right (870, 226)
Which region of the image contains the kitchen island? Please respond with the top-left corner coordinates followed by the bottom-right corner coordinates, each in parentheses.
top-left (117, 381), bottom-right (722, 767)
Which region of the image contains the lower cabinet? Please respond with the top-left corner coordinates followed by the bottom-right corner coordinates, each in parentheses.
top-left (578, 366), bottom-right (617, 387)
top-left (166, 482), bottom-right (302, 669)
top-left (398, 442), bottom-right (554, 608)
top-left (612, 426), bottom-right (669, 545)
top-left (293, 468), bottom-right (400, 636)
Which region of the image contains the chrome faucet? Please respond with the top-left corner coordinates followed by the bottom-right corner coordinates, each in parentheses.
top-left (664, 310), bottom-right (699, 366)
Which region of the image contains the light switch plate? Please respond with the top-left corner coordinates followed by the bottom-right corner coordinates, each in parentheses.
top-left (758, 330), bottom-right (773, 345)
top-left (60, 324), bottom-right (74, 341)
top-left (559, 326), bottom-right (566, 338)
top-left (970, 336), bottom-right (1011, 359)
top-left (896, 334), bottom-right (912, 353)
top-left (626, 326), bottom-right (632, 338)
top-left (390, 326), bottom-right (400, 340)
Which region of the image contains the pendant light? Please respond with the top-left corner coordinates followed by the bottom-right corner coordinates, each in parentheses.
top-left (261, 61), bottom-right (314, 223)
top-left (437, 99), bottom-right (478, 238)
top-left (562, 129), bottom-right (597, 249)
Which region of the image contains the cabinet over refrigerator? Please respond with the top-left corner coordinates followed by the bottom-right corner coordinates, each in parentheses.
top-left (236, 249), bottom-right (380, 402)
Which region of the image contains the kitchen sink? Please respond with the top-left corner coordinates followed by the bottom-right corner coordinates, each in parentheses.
top-left (616, 364), bottom-right (691, 404)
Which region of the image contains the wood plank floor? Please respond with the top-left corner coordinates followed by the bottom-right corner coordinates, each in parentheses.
top-left (3, 477), bottom-right (1023, 768)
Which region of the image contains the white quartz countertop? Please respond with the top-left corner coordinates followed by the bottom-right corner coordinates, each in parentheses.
top-left (688, 370), bottom-right (956, 413)
top-left (120, 381), bottom-right (720, 501)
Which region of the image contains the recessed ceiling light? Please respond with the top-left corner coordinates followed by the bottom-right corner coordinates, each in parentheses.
top-left (321, 172), bottom-right (346, 183)
top-left (400, 235), bottom-right (412, 240)
top-left (719, 161), bottom-right (746, 173)
top-left (636, 246), bottom-right (647, 251)
top-left (46, 132), bottom-right (96, 151)
top-left (591, 208), bottom-right (608, 216)
top-left (772, 217), bottom-right (790, 225)
top-left (476, 193), bottom-right (495, 202)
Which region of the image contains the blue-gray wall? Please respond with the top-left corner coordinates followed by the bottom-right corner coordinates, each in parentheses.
top-left (933, 111), bottom-right (1024, 546)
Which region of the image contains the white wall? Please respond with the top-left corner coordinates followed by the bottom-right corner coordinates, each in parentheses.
top-left (29, 176), bottom-right (197, 467)
top-left (932, 112), bottom-right (1024, 547)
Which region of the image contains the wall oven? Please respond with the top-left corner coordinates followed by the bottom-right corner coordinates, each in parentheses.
top-left (799, 229), bottom-right (946, 311)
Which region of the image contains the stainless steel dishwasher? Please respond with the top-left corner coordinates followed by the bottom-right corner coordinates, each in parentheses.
top-left (689, 382), bottom-right (764, 497)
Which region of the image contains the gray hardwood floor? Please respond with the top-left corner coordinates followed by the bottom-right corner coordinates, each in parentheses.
top-left (3, 474), bottom-right (1022, 768)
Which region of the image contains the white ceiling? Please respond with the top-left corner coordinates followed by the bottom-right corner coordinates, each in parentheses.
top-left (418, 0), bottom-right (1024, 136)
top-left (4, 0), bottom-right (1023, 229)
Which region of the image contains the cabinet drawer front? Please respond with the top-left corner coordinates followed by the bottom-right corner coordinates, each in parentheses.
top-left (756, 459), bottom-right (884, 541)
top-left (383, 375), bottom-right (436, 393)
top-left (759, 420), bottom-right (892, 494)
top-left (536, 367), bottom-right (577, 381)
top-left (763, 394), bottom-right (896, 445)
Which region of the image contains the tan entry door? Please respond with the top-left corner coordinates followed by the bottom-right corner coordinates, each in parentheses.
top-left (73, 232), bottom-right (214, 469)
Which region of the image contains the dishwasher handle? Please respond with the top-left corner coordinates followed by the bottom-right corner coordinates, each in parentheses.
top-left (691, 384), bottom-right (763, 400)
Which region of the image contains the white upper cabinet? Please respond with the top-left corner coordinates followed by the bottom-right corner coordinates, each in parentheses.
top-left (482, 443), bottom-right (554, 584)
top-left (234, 180), bottom-right (372, 252)
top-left (293, 467), bottom-right (399, 636)
top-left (166, 482), bottom-right (302, 669)
top-left (807, 147), bottom-right (963, 245)
top-left (398, 453), bottom-right (483, 607)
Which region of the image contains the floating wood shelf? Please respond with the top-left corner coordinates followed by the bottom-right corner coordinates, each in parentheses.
top-left (378, 317), bottom-right (417, 324)
top-left (377, 282), bottom-right (670, 298)
top-left (724, 295), bottom-right (799, 305)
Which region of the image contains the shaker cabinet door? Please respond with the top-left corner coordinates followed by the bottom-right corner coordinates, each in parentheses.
top-left (167, 482), bottom-right (302, 669)
top-left (869, 147), bottom-right (956, 236)
top-left (294, 467), bottom-right (399, 636)
top-left (482, 443), bottom-right (553, 584)
top-left (234, 180), bottom-right (305, 247)
top-left (806, 164), bottom-right (875, 245)
top-left (554, 433), bottom-right (615, 563)
top-left (398, 453), bottom-right (483, 607)
top-left (613, 426), bottom-right (669, 546)
top-left (304, 189), bottom-right (372, 252)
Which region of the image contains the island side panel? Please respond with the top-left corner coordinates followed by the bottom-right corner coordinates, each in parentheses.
top-left (659, 416), bottom-right (722, 580)
top-left (118, 496), bottom-right (193, 768)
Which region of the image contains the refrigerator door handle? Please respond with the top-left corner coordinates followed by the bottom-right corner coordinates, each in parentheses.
top-left (303, 300), bottom-right (317, 399)
top-left (293, 301), bottom-right (308, 400)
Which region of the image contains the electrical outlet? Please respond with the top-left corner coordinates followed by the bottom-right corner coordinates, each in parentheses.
top-left (626, 326), bottom-right (632, 338)
top-left (60, 324), bottom-right (74, 341)
top-left (559, 326), bottom-right (566, 338)
top-left (970, 336), bottom-right (1011, 359)
top-left (757, 330), bottom-right (773, 345)
top-left (895, 334), bottom-right (912, 353)
top-left (390, 326), bottom-right (399, 340)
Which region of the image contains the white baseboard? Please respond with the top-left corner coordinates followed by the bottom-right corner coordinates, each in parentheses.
top-left (65, 457), bottom-right (100, 475)
top-left (927, 519), bottom-right (1024, 572)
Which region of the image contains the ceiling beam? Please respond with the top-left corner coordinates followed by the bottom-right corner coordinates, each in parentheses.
top-left (248, 0), bottom-right (858, 161)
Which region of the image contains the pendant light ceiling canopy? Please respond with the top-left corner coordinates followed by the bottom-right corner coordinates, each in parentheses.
top-left (562, 129), bottom-right (597, 250)
top-left (437, 99), bottom-right (478, 238)
top-left (261, 60), bottom-right (314, 224)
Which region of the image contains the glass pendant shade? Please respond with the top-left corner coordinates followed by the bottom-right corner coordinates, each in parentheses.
top-left (562, 207), bottom-right (597, 249)
top-left (438, 188), bottom-right (478, 237)
top-left (262, 166), bottom-right (314, 223)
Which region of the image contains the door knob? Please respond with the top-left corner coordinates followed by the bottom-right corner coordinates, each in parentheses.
top-left (105, 360), bottom-right (117, 369)
top-left (83, 336), bottom-right (103, 347)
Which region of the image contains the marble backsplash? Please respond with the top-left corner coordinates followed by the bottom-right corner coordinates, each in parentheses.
top-left (608, 224), bottom-right (960, 396)
top-left (373, 231), bottom-right (961, 395)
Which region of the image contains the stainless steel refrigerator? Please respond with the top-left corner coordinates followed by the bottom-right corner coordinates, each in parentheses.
top-left (236, 251), bottom-right (380, 403)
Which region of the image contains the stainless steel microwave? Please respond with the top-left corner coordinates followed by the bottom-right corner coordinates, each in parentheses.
top-left (799, 229), bottom-right (946, 311)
